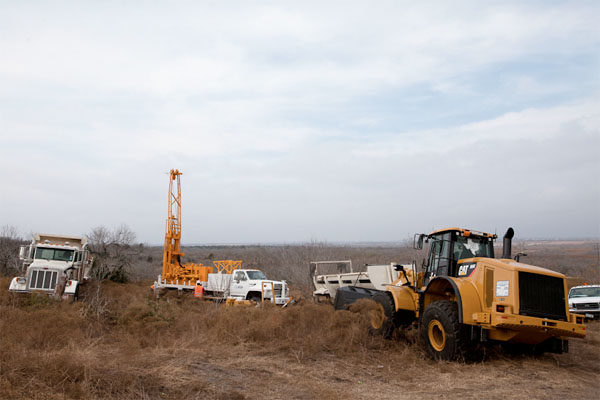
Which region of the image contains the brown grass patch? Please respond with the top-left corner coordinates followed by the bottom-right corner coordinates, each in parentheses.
top-left (1, 275), bottom-right (599, 399)
top-left (0, 278), bottom-right (403, 399)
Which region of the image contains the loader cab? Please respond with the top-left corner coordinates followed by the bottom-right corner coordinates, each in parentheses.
top-left (417, 228), bottom-right (496, 285)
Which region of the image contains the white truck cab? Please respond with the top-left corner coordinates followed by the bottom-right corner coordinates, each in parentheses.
top-left (569, 284), bottom-right (600, 320)
top-left (9, 233), bottom-right (91, 299)
top-left (227, 269), bottom-right (290, 305)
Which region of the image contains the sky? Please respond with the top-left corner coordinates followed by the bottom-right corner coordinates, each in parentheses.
top-left (1, 1), bottom-right (599, 244)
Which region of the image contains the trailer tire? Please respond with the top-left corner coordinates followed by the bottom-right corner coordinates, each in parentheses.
top-left (420, 300), bottom-right (465, 360)
top-left (370, 292), bottom-right (396, 339)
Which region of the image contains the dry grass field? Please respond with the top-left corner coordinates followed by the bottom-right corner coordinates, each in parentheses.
top-left (1, 241), bottom-right (599, 399)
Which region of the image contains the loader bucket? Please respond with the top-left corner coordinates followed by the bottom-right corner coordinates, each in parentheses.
top-left (333, 286), bottom-right (381, 310)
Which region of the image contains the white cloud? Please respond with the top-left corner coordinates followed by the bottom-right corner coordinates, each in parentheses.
top-left (1, 2), bottom-right (597, 95)
top-left (0, 1), bottom-right (598, 242)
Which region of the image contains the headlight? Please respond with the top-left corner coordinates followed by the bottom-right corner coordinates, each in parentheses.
top-left (568, 302), bottom-right (573, 308)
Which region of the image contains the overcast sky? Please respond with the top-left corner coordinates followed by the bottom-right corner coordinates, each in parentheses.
top-left (1, 1), bottom-right (599, 244)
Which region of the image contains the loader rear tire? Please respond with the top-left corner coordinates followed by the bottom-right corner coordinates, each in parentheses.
top-left (370, 292), bottom-right (396, 339)
top-left (420, 300), bottom-right (465, 361)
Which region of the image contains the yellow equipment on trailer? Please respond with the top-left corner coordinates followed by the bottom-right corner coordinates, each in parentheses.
top-left (213, 260), bottom-right (243, 274)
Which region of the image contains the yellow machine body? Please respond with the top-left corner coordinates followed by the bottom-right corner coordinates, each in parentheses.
top-left (382, 228), bottom-right (585, 349)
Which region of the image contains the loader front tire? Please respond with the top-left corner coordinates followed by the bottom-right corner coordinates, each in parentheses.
top-left (420, 300), bottom-right (464, 360)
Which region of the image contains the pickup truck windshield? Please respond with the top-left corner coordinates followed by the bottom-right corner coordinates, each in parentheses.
top-left (570, 287), bottom-right (600, 298)
top-left (34, 247), bottom-right (74, 262)
top-left (247, 271), bottom-right (267, 280)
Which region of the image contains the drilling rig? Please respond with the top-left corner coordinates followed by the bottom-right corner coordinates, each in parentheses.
top-left (152, 169), bottom-right (289, 305)
top-left (153, 169), bottom-right (213, 291)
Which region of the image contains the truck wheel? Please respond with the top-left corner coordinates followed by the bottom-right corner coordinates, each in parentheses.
top-left (370, 292), bottom-right (396, 339)
top-left (248, 293), bottom-right (262, 303)
top-left (420, 300), bottom-right (464, 360)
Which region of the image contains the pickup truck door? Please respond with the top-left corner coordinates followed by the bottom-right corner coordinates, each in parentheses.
top-left (230, 271), bottom-right (247, 297)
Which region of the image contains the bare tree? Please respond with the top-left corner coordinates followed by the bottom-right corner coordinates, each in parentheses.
top-left (0, 225), bottom-right (25, 276)
top-left (87, 224), bottom-right (142, 283)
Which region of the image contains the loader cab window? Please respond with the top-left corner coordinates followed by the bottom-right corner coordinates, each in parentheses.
top-left (425, 231), bottom-right (495, 283)
top-left (453, 235), bottom-right (493, 260)
top-left (426, 233), bottom-right (452, 279)
top-left (450, 233), bottom-right (494, 276)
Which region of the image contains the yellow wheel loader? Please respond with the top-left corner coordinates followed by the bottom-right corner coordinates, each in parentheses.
top-left (335, 227), bottom-right (586, 360)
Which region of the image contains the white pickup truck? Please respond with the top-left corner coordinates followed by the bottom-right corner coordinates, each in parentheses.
top-left (569, 285), bottom-right (600, 320)
top-left (203, 268), bottom-right (290, 305)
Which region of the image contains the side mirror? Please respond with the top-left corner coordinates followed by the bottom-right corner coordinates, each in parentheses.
top-left (19, 245), bottom-right (32, 261)
top-left (393, 263), bottom-right (405, 272)
top-left (514, 252), bottom-right (527, 262)
top-left (413, 234), bottom-right (426, 250)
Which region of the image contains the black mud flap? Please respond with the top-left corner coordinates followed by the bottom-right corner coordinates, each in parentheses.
top-left (541, 337), bottom-right (569, 354)
top-left (333, 286), bottom-right (382, 310)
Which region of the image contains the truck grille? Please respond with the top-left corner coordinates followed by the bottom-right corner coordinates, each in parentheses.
top-left (518, 272), bottom-right (566, 321)
top-left (274, 284), bottom-right (282, 297)
top-left (29, 269), bottom-right (58, 290)
top-left (574, 302), bottom-right (599, 310)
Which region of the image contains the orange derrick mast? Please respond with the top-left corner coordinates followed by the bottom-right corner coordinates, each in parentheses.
top-left (161, 169), bottom-right (212, 286)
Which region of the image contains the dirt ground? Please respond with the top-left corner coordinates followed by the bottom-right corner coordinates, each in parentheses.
top-left (1, 240), bottom-right (599, 399)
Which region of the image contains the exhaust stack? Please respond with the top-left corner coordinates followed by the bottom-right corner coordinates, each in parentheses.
top-left (502, 227), bottom-right (514, 259)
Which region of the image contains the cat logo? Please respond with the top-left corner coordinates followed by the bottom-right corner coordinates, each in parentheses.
top-left (458, 262), bottom-right (477, 277)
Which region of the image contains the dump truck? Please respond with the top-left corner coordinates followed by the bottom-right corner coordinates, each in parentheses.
top-left (9, 233), bottom-right (91, 299)
top-left (334, 227), bottom-right (586, 359)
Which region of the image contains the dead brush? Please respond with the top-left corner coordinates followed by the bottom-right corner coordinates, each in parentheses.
top-left (2, 276), bottom-right (599, 399)
top-left (169, 300), bottom-right (388, 362)
top-left (78, 281), bottom-right (110, 322)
